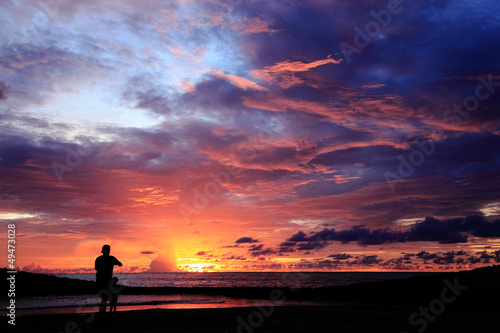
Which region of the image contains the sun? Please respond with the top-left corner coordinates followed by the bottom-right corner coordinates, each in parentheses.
top-left (180, 263), bottom-right (218, 272)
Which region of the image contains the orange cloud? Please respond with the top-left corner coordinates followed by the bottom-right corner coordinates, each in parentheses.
top-left (146, 253), bottom-right (178, 272)
top-left (252, 56), bottom-right (342, 88)
top-left (130, 186), bottom-right (180, 207)
top-left (260, 56), bottom-right (342, 74)
top-left (242, 94), bottom-right (336, 119)
top-left (231, 17), bottom-right (281, 35)
top-left (213, 70), bottom-right (268, 91)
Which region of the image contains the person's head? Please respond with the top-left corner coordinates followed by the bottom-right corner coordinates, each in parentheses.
top-left (101, 244), bottom-right (111, 255)
top-left (111, 277), bottom-right (118, 285)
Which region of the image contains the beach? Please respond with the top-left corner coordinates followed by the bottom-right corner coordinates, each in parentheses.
top-left (2, 266), bottom-right (500, 332)
top-left (8, 304), bottom-right (498, 333)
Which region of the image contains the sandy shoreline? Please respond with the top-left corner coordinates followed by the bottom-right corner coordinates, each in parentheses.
top-left (3, 295), bottom-right (335, 317)
top-left (5, 304), bottom-right (497, 333)
top-left (2, 266), bottom-right (500, 332)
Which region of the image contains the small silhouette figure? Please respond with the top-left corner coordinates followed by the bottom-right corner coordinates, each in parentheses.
top-left (109, 277), bottom-right (121, 312)
top-left (95, 244), bottom-right (122, 313)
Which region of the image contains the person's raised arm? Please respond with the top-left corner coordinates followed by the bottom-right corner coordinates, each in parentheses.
top-left (114, 257), bottom-right (122, 267)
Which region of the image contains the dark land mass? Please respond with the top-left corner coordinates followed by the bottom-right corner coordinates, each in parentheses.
top-left (2, 266), bottom-right (500, 307)
top-left (2, 266), bottom-right (500, 332)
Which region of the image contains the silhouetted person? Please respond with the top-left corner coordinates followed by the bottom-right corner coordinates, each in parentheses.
top-left (109, 277), bottom-right (120, 312)
top-left (95, 244), bottom-right (122, 313)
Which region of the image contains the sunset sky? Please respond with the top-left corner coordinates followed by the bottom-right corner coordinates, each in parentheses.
top-left (1, 0), bottom-right (500, 273)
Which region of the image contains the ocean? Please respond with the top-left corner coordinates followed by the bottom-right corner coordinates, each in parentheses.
top-left (3, 271), bottom-right (436, 316)
top-left (53, 271), bottom-right (434, 288)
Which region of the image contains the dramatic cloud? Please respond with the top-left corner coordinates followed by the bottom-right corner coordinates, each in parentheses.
top-left (286, 216), bottom-right (500, 246)
top-left (235, 237), bottom-right (260, 244)
top-left (145, 254), bottom-right (178, 273)
top-left (246, 244), bottom-right (276, 257)
top-left (252, 56), bottom-right (342, 89)
top-left (327, 253), bottom-right (352, 260)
